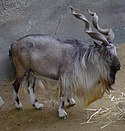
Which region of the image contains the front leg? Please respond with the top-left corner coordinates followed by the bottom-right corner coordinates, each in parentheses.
top-left (67, 92), bottom-right (76, 106)
top-left (58, 96), bottom-right (67, 119)
top-left (67, 97), bottom-right (76, 106)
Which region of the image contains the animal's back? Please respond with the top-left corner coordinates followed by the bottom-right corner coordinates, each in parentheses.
top-left (11, 34), bottom-right (75, 79)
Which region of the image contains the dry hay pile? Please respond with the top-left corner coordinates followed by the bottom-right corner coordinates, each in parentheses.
top-left (80, 91), bottom-right (125, 129)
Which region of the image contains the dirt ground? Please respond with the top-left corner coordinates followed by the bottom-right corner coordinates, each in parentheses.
top-left (0, 44), bottom-right (125, 131)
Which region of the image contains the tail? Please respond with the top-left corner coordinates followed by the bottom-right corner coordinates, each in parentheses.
top-left (9, 43), bottom-right (16, 80)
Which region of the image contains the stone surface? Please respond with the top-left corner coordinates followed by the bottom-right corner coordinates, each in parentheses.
top-left (0, 0), bottom-right (125, 81)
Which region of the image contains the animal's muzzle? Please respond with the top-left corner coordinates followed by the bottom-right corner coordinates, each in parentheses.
top-left (110, 61), bottom-right (121, 85)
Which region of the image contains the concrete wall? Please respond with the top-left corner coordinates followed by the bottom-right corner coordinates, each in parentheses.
top-left (0, 0), bottom-right (125, 81)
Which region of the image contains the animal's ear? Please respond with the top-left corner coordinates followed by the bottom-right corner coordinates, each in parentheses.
top-left (94, 41), bottom-right (107, 54)
top-left (93, 41), bottom-right (102, 48)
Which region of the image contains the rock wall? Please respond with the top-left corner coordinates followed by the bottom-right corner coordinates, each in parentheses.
top-left (0, 0), bottom-right (125, 81)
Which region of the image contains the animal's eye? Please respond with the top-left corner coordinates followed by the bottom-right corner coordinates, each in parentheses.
top-left (107, 44), bottom-right (116, 49)
top-left (107, 46), bottom-right (109, 48)
top-left (107, 46), bottom-right (112, 49)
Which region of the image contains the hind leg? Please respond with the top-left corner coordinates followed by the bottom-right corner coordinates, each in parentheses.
top-left (13, 78), bottom-right (23, 109)
top-left (27, 73), bottom-right (44, 110)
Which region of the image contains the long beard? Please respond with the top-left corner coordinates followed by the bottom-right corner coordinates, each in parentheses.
top-left (61, 49), bottom-right (111, 107)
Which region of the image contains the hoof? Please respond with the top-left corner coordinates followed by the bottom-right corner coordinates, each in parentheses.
top-left (15, 102), bottom-right (22, 109)
top-left (67, 98), bottom-right (76, 106)
top-left (58, 109), bottom-right (68, 119)
top-left (33, 102), bottom-right (44, 110)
